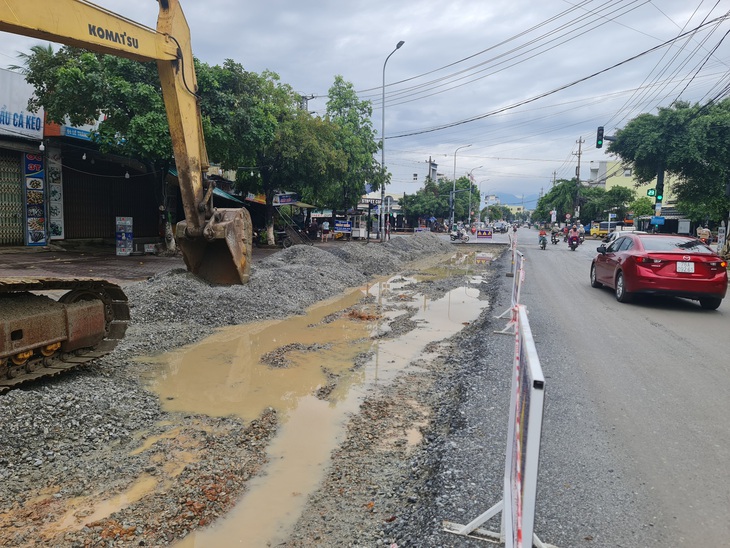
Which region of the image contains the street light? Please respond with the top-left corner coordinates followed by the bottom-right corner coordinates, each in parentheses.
top-left (467, 166), bottom-right (482, 226)
top-left (380, 40), bottom-right (405, 242)
top-left (451, 144), bottom-right (471, 228)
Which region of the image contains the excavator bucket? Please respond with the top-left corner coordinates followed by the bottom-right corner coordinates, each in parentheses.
top-left (175, 208), bottom-right (253, 285)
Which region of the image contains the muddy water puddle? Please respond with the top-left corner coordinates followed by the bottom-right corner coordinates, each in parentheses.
top-left (130, 251), bottom-right (491, 545)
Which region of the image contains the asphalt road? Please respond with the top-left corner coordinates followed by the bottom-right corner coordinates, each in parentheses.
top-left (516, 227), bottom-right (730, 546)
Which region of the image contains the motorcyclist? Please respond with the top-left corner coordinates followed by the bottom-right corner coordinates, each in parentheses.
top-left (551, 223), bottom-right (560, 243)
top-left (538, 227), bottom-right (548, 247)
top-left (568, 224), bottom-right (581, 246)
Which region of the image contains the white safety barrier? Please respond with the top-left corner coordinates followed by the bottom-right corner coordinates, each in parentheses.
top-left (444, 305), bottom-right (553, 547)
top-left (506, 231), bottom-right (517, 278)
top-left (495, 250), bottom-right (524, 335)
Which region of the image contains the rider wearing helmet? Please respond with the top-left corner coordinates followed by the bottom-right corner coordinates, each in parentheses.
top-left (568, 224), bottom-right (580, 245)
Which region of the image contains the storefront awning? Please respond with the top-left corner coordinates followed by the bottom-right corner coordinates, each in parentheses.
top-left (213, 187), bottom-right (244, 204)
top-left (277, 201), bottom-right (316, 209)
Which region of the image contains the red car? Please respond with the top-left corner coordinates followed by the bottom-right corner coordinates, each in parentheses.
top-left (590, 233), bottom-right (728, 310)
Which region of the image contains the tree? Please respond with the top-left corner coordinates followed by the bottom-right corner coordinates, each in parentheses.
top-left (576, 186), bottom-right (607, 222)
top-left (533, 179), bottom-right (581, 222)
top-left (629, 196), bottom-right (654, 217)
top-left (401, 177), bottom-right (453, 225)
top-left (602, 186), bottom-right (635, 221)
top-left (13, 45), bottom-right (172, 162)
top-left (324, 76), bottom-right (380, 214)
top-left (609, 99), bottom-right (730, 222)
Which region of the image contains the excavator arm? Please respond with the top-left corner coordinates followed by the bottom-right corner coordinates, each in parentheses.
top-left (0, 0), bottom-right (252, 285)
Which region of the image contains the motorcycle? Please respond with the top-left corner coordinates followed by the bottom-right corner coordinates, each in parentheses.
top-left (551, 232), bottom-right (560, 245)
top-left (539, 235), bottom-right (547, 250)
top-left (568, 235), bottom-right (580, 251)
top-left (450, 230), bottom-right (470, 243)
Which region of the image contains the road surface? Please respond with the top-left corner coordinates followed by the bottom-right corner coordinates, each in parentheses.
top-left (516, 227), bottom-right (729, 546)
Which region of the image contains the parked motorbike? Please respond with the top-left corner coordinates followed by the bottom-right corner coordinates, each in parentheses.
top-left (539, 235), bottom-right (547, 250)
top-left (450, 230), bottom-right (470, 243)
top-left (568, 235), bottom-right (580, 251)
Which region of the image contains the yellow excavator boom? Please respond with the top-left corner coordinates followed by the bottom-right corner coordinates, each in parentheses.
top-left (0, 0), bottom-right (252, 285)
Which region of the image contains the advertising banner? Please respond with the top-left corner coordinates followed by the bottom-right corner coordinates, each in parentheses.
top-left (47, 147), bottom-right (64, 240)
top-left (24, 152), bottom-right (46, 246)
top-left (116, 217), bottom-right (133, 256)
top-left (0, 71), bottom-right (44, 140)
top-left (334, 220), bottom-right (352, 233)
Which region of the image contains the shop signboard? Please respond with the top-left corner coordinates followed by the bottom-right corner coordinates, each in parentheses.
top-left (116, 217), bottom-right (133, 256)
top-left (24, 153), bottom-right (46, 246)
top-left (0, 71), bottom-right (44, 140)
top-left (273, 193), bottom-right (298, 205)
top-left (334, 220), bottom-right (352, 233)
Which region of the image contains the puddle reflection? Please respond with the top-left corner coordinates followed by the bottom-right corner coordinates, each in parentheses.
top-left (138, 254), bottom-right (491, 547)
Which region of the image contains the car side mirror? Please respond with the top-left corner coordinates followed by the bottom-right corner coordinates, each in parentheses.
top-left (597, 245), bottom-right (607, 254)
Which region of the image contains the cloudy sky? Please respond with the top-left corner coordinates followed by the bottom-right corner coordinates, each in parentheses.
top-left (0, 0), bottom-right (728, 208)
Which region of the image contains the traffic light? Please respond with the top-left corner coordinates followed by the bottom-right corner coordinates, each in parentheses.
top-left (596, 126), bottom-right (604, 149)
top-left (655, 186), bottom-right (664, 203)
top-left (647, 188), bottom-right (656, 197)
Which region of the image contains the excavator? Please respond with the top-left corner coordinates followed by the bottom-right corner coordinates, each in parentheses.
top-left (0, 0), bottom-right (253, 391)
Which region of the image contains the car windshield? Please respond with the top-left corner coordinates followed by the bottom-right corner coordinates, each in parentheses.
top-left (638, 235), bottom-right (714, 254)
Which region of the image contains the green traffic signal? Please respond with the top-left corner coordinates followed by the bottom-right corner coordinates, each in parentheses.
top-left (656, 192), bottom-right (663, 202)
top-left (596, 126), bottom-right (604, 149)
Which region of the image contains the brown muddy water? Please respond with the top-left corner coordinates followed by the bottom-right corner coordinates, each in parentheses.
top-left (141, 251), bottom-right (493, 546)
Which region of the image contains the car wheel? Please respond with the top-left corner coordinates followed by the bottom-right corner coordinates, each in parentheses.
top-left (590, 264), bottom-right (602, 288)
top-left (699, 297), bottom-right (722, 310)
top-left (614, 271), bottom-right (632, 303)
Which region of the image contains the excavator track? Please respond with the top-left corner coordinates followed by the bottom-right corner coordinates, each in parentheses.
top-left (0, 277), bottom-right (130, 394)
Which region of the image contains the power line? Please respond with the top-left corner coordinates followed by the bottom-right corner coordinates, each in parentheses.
top-left (386, 14), bottom-right (729, 140)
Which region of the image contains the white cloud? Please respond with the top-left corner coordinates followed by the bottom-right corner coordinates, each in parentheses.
top-left (0, 0), bottom-right (726, 201)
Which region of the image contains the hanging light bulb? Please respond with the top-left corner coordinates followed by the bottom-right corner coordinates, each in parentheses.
top-left (82, 153), bottom-right (86, 160)
top-left (125, 171), bottom-right (130, 179)
top-left (39, 142), bottom-right (45, 152)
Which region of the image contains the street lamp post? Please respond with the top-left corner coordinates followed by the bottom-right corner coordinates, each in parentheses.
top-left (466, 166), bottom-right (482, 226)
top-left (477, 179), bottom-right (489, 223)
top-left (380, 40), bottom-right (405, 242)
top-left (451, 144), bottom-right (471, 228)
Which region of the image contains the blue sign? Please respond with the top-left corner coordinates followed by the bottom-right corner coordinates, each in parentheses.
top-left (334, 220), bottom-right (352, 233)
top-left (651, 216), bottom-right (665, 225)
top-left (477, 229), bottom-right (493, 239)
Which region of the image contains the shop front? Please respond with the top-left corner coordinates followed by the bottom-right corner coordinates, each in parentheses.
top-left (0, 69), bottom-right (46, 246)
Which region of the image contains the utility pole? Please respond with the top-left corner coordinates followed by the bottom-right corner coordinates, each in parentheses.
top-left (573, 137), bottom-right (584, 218)
top-left (552, 171), bottom-right (557, 187)
top-left (299, 94), bottom-right (315, 110)
top-left (573, 137), bottom-right (584, 182)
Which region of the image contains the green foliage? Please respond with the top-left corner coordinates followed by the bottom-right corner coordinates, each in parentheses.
top-left (629, 196), bottom-right (654, 217)
top-left (533, 179), bottom-right (581, 222)
top-left (401, 176), bottom-right (478, 226)
top-left (609, 99), bottom-right (730, 221)
top-left (533, 180), bottom-right (636, 225)
top-left (14, 46), bottom-right (171, 161)
top-left (323, 76), bottom-right (380, 212)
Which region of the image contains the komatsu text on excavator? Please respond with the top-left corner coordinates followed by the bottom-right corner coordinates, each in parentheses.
top-left (0, 0), bottom-right (253, 391)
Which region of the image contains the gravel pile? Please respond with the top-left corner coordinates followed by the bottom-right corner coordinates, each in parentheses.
top-left (0, 233), bottom-right (480, 547)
